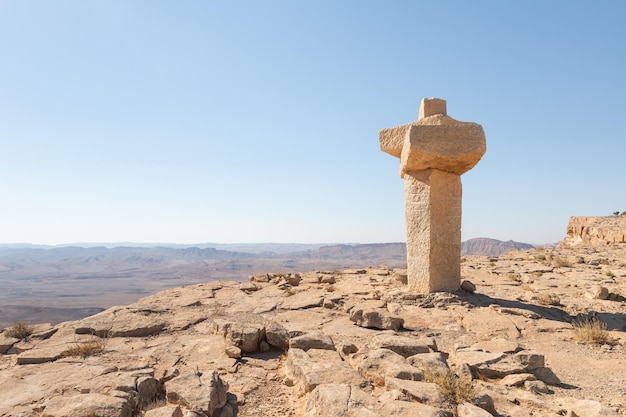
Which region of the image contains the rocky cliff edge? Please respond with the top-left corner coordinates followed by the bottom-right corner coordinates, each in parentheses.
top-left (1, 244), bottom-right (626, 417)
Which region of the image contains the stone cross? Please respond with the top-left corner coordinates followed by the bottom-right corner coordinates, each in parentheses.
top-left (379, 98), bottom-right (486, 292)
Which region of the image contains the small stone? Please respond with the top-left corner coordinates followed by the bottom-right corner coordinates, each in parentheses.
top-left (259, 340), bottom-right (271, 352)
top-left (525, 380), bottom-right (550, 394)
top-left (461, 280), bottom-right (477, 293)
top-left (225, 345), bottom-right (241, 359)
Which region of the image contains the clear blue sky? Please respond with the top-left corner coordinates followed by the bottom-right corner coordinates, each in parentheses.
top-left (1, 1), bottom-right (625, 245)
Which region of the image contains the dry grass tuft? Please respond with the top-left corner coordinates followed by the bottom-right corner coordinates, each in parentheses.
top-left (552, 258), bottom-right (572, 268)
top-left (423, 369), bottom-right (475, 405)
top-left (4, 321), bottom-right (35, 340)
top-left (573, 317), bottom-right (612, 345)
top-left (61, 337), bottom-right (107, 358)
top-left (537, 292), bottom-right (560, 306)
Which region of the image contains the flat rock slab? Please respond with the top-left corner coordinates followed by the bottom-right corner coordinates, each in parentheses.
top-left (17, 346), bottom-right (63, 365)
top-left (303, 384), bottom-right (376, 417)
top-left (41, 393), bottom-right (132, 417)
top-left (285, 348), bottom-right (365, 396)
top-left (384, 377), bottom-right (446, 407)
top-left (368, 333), bottom-right (437, 357)
top-left (280, 291), bottom-right (324, 310)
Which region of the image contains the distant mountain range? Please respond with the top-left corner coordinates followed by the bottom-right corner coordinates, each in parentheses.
top-left (461, 238), bottom-right (535, 256)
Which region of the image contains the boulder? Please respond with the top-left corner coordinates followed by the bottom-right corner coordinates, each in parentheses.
top-left (384, 377), bottom-right (446, 408)
top-left (289, 331), bottom-right (335, 351)
top-left (349, 306), bottom-right (404, 331)
top-left (264, 321), bottom-right (290, 351)
top-left (285, 348), bottom-right (365, 395)
top-left (353, 348), bottom-right (423, 386)
top-left (210, 319), bottom-right (265, 353)
top-left (165, 371), bottom-right (228, 417)
top-left (407, 352), bottom-right (450, 373)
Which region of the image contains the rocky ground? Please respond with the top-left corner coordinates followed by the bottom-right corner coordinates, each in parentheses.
top-left (0, 243), bottom-right (625, 417)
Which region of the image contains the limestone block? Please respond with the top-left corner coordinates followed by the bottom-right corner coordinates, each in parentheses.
top-left (419, 97), bottom-right (447, 119)
top-left (404, 169), bottom-right (462, 292)
top-left (400, 122), bottom-right (486, 176)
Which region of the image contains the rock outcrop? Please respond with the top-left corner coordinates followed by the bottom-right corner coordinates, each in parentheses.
top-left (1, 245), bottom-right (626, 417)
top-left (562, 216), bottom-right (626, 246)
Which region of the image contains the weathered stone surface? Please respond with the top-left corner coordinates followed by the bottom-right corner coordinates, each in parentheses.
top-left (210, 318), bottom-right (264, 353)
top-left (41, 393), bottom-right (132, 417)
top-left (471, 338), bottom-right (520, 354)
top-left (165, 371), bottom-right (227, 417)
top-left (0, 335), bottom-right (20, 353)
top-left (384, 377), bottom-right (446, 407)
top-left (404, 169), bottom-right (463, 292)
top-left (457, 402), bottom-right (494, 417)
top-left (379, 98), bottom-right (486, 293)
top-left (500, 373), bottom-right (536, 387)
top-left (17, 347), bottom-right (63, 365)
top-left (285, 348), bottom-right (365, 396)
top-left (289, 331), bottom-right (335, 351)
top-left (554, 397), bottom-right (620, 417)
top-left (367, 333), bottom-right (436, 357)
top-left (353, 348), bottom-right (423, 386)
top-left (532, 366), bottom-right (561, 385)
top-left (304, 384), bottom-right (350, 417)
top-left (407, 352), bottom-right (450, 373)
top-left (349, 305), bottom-right (404, 331)
top-left (264, 321), bottom-right (290, 350)
top-left (376, 399), bottom-right (449, 417)
top-left (145, 405), bottom-right (183, 417)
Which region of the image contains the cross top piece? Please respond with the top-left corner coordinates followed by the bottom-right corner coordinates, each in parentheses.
top-left (379, 98), bottom-right (486, 177)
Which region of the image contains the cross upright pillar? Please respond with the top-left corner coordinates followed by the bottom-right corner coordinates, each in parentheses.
top-left (379, 98), bottom-right (486, 292)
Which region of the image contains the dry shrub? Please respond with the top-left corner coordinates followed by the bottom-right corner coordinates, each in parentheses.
top-left (61, 337), bottom-right (107, 358)
top-left (507, 273), bottom-right (522, 283)
top-left (423, 369), bottom-right (475, 405)
top-left (4, 321), bottom-right (34, 340)
top-left (537, 292), bottom-right (560, 306)
top-left (573, 317), bottom-right (611, 345)
top-left (552, 258), bottom-right (572, 268)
